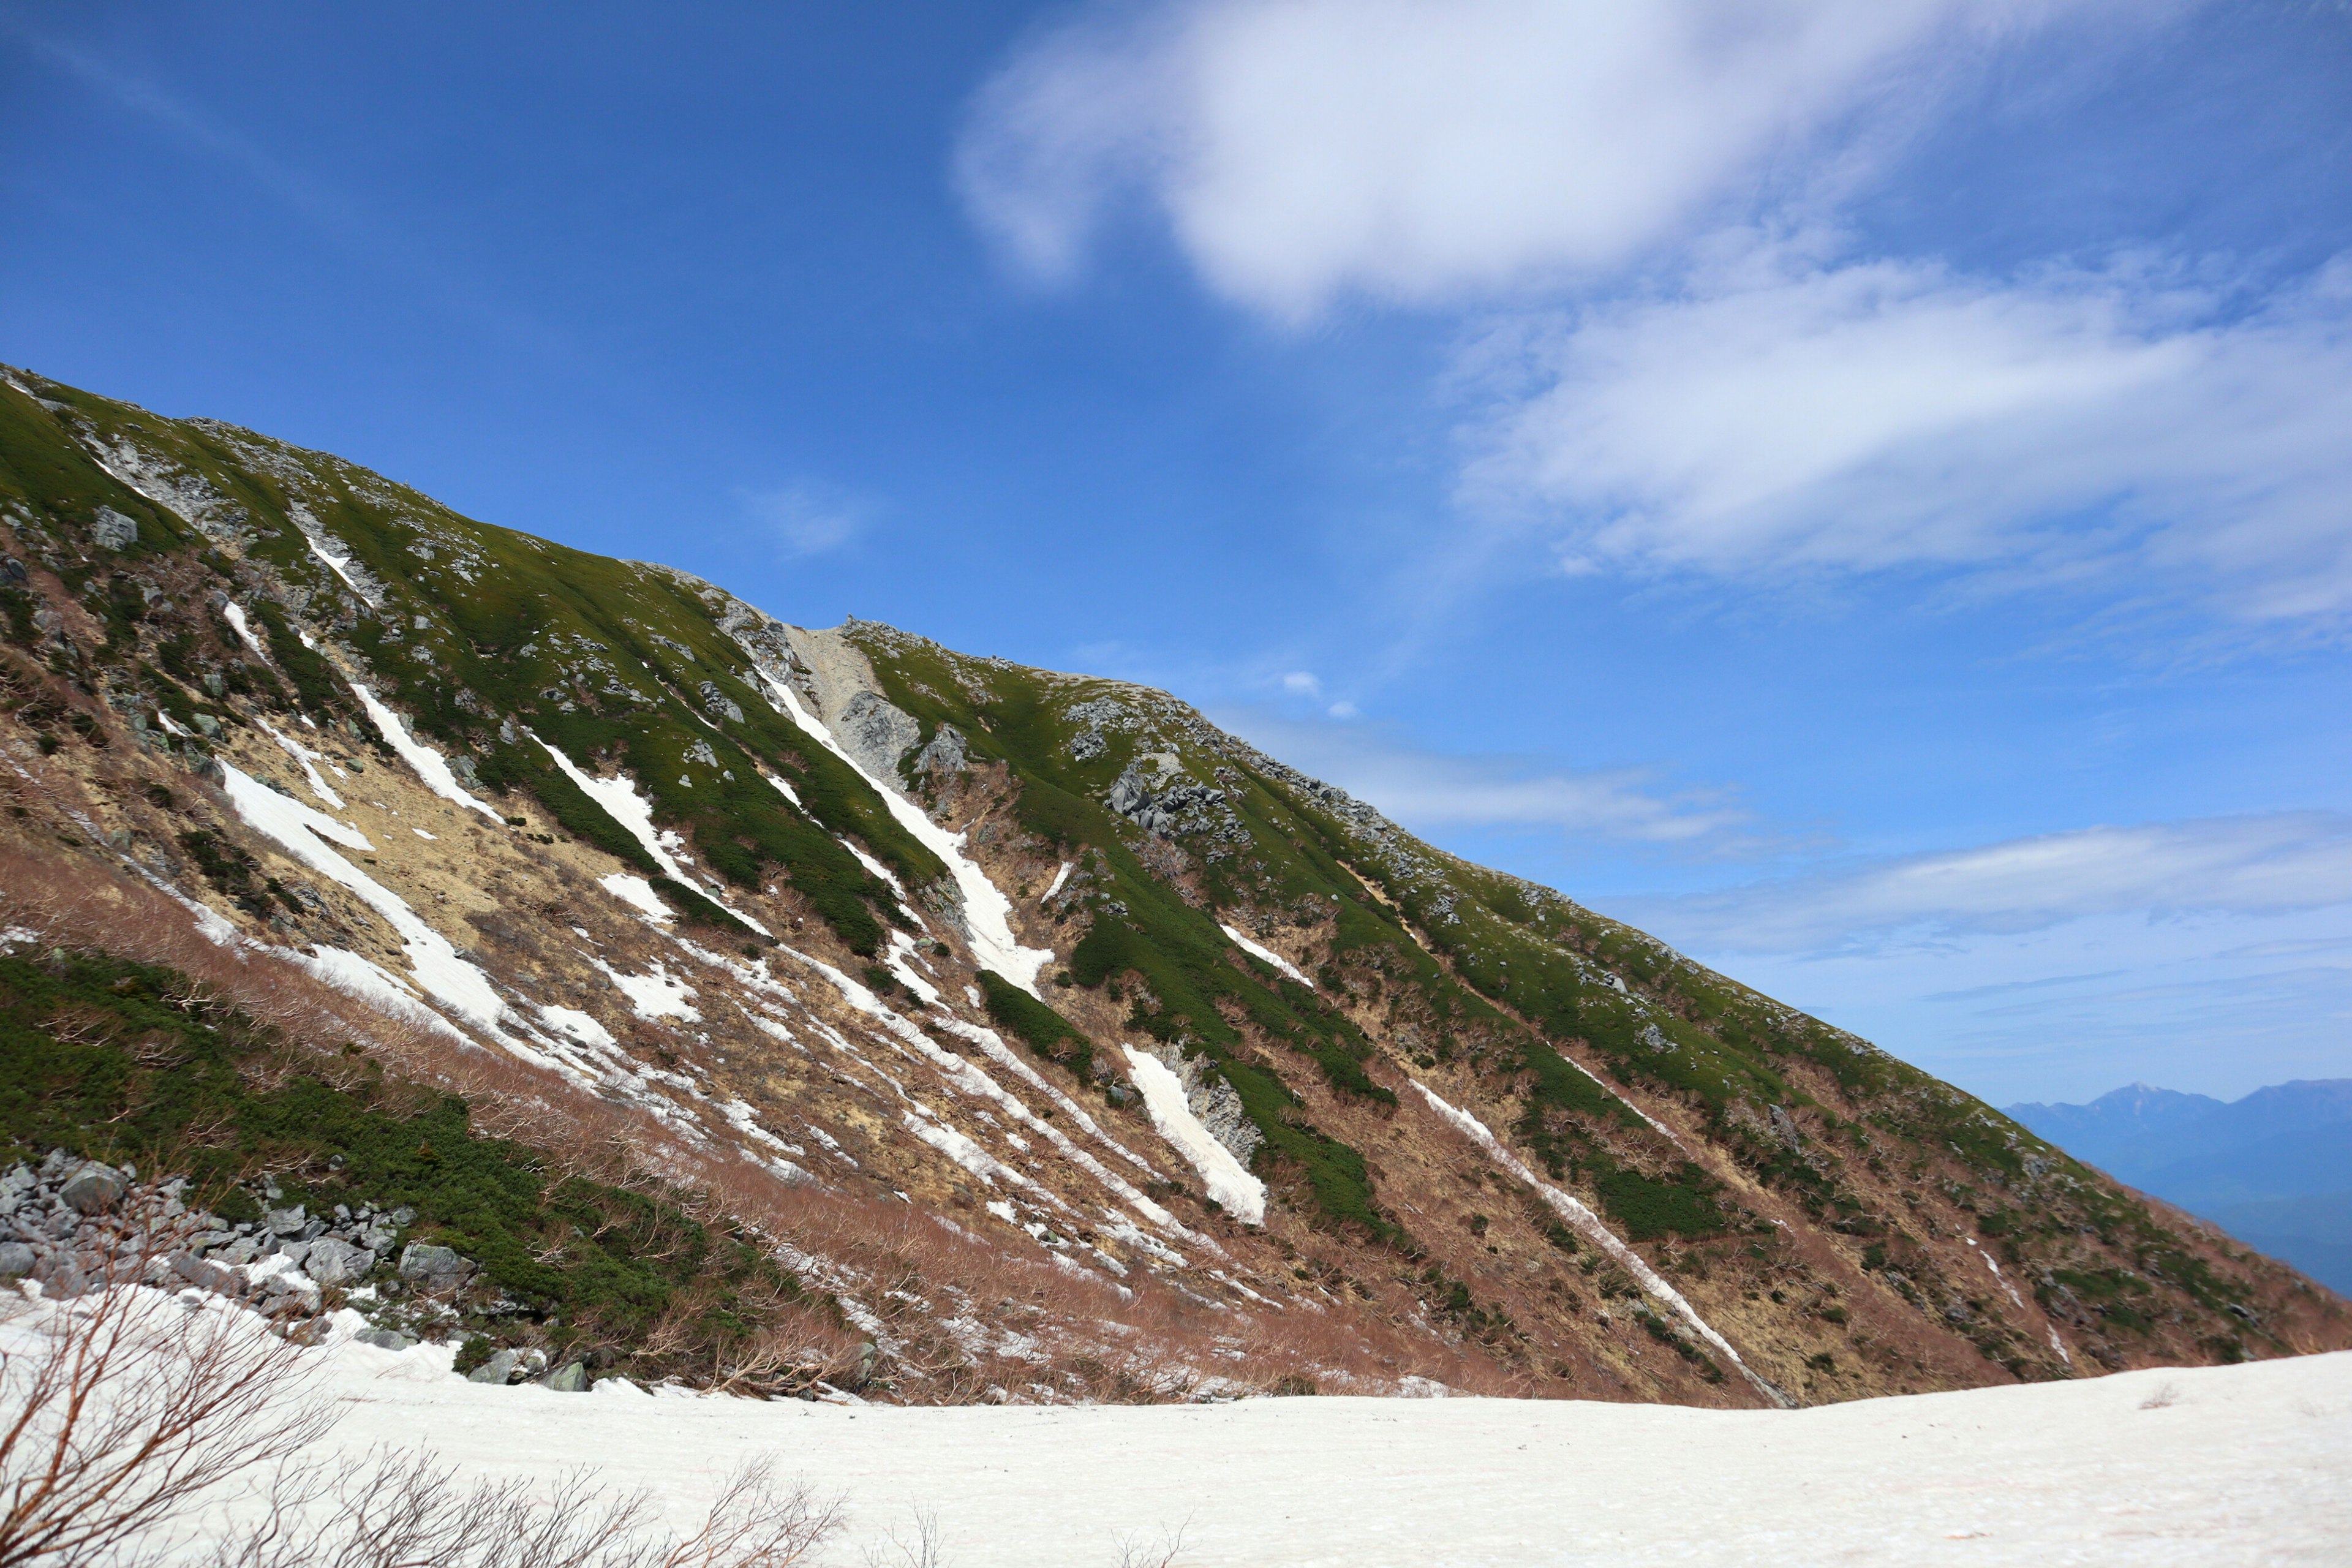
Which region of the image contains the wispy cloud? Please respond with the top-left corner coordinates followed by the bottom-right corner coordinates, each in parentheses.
top-left (736, 481), bottom-right (872, 557)
top-left (1619, 811), bottom-right (2352, 955)
top-left (956, 0), bottom-right (2161, 318)
top-left (1212, 706), bottom-right (1751, 847)
top-left (954, 1), bottom-right (2352, 634)
top-left (1459, 244), bottom-right (2352, 622)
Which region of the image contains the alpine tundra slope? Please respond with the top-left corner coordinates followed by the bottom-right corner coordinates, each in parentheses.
top-left (1, 361), bottom-right (2345, 1411)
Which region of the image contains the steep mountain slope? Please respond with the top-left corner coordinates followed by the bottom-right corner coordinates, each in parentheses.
top-left (2, 363), bottom-right (2345, 1406)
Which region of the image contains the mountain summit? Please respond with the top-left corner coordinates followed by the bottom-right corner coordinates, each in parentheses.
top-left (2, 363), bottom-right (2345, 1406)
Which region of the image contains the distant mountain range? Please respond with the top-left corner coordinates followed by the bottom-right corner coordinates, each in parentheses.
top-left (2006, 1081), bottom-right (2352, 1295)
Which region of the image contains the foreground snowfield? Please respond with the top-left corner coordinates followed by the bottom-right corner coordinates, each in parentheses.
top-left (287, 1338), bottom-right (2352, 1566)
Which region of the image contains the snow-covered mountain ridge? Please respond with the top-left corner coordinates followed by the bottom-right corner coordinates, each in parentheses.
top-left (2, 362), bottom-right (2345, 1406)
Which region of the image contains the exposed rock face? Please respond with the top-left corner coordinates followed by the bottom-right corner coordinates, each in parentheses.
top-left (698, 680), bottom-right (746, 724)
top-left (1107, 758), bottom-right (1250, 853)
top-left (912, 723), bottom-right (968, 776)
top-left (89, 506), bottom-right (140, 550)
top-left (837, 689), bottom-right (921, 780)
top-left (1152, 1048), bottom-right (1264, 1167)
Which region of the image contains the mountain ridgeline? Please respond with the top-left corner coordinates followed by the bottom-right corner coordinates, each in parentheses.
top-left (2, 361), bottom-right (2345, 1406)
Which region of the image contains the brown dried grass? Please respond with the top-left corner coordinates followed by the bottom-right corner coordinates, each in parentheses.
top-left (0, 837), bottom-right (1529, 1403)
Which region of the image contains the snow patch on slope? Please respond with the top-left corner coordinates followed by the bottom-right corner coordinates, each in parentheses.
top-left (538, 739), bottom-right (769, 936)
top-left (1219, 923), bottom-right (1314, 989)
top-left (260, 720), bottom-right (345, 809)
top-left (589, 956), bottom-right (699, 1022)
top-left (753, 671), bottom-right (1054, 996)
top-left (220, 601), bottom-right (270, 659)
top-left (218, 762), bottom-right (510, 1036)
top-left (598, 873), bottom-right (674, 922)
top-left (303, 529), bottom-right (372, 600)
top-left (1124, 1045), bottom-right (1267, 1223)
top-left (539, 1005), bottom-right (617, 1049)
top-left (352, 685), bottom-right (499, 820)
top-left (1409, 1078), bottom-right (1789, 1408)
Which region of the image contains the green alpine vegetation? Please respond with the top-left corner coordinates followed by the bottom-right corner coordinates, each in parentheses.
top-left (2, 360), bottom-right (2337, 1401)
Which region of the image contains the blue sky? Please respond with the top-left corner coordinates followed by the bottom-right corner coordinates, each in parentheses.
top-left (5, 1), bottom-right (2349, 1106)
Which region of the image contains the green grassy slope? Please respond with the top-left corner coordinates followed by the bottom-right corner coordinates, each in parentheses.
top-left (0, 369), bottom-right (939, 956)
top-left (1, 362), bottom-right (2323, 1379)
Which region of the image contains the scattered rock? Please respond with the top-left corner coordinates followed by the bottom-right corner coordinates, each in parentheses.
top-left (265, 1204), bottom-right (307, 1236)
top-left (466, 1348), bottom-right (520, 1385)
top-left (0, 1241), bottom-right (34, 1277)
top-left (398, 1242), bottom-right (477, 1292)
top-left (59, 1163), bottom-right (126, 1214)
top-left (354, 1327), bottom-right (417, 1352)
top-left (89, 507), bottom-right (140, 551)
top-left (545, 1360), bottom-right (591, 1393)
top-left (170, 1251), bottom-right (241, 1295)
top-left (698, 681), bottom-right (745, 725)
top-left (305, 1236), bottom-right (372, 1287)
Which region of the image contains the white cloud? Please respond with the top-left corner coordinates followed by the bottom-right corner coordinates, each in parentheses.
top-left (1460, 248), bottom-right (2352, 619)
top-left (957, 0), bottom-right (2139, 318)
top-left (1620, 812), bottom-right (2352, 955)
top-left (1279, 669), bottom-right (1322, 696)
top-left (1213, 707), bottom-right (1744, 845)
top-left (737, 482), bottom-right (869, 557)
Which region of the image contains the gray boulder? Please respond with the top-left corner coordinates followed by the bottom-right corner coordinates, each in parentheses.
top-left (59, 1164), bottom-right (126, 1215)
top-left (913, 724), bottom-right (968, 776)
top-left (263, 1203), bottom-right (308, 1237)
top-left (466, 1348), bottom-right (519, 1385)
top-left (0, 1241), bottom-right (34, 1276)
top-left (698, 682), bottom-right (745, 725)
top-left (89, 507), bottom-right (141, 551)
top-left (398, 1242), bottom-right (476, 1292)
top-left (169, 1251), bottom-right (241, 1295)
top-left (544, 1360), bottom-right (590, 1393)
top-left (353, 1327), bottom-right (417, 1352)
top-left (259, 1270), bottom-right (320, 1314)
top-left (304, 1237), bottom-right (371, 1287)
top-left (36, 1264), bottom-right (91, 1300)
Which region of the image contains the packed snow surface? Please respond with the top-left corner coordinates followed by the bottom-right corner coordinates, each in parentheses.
top-left (1122, 1045), bottom-right (1267, 1223)
top-left (1218, 922), bottom-right (1314, 989)
top-left (756, 672), bottom-right (1054, 996)
top-left (170, 1332), bottom-right (2352, 1567)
